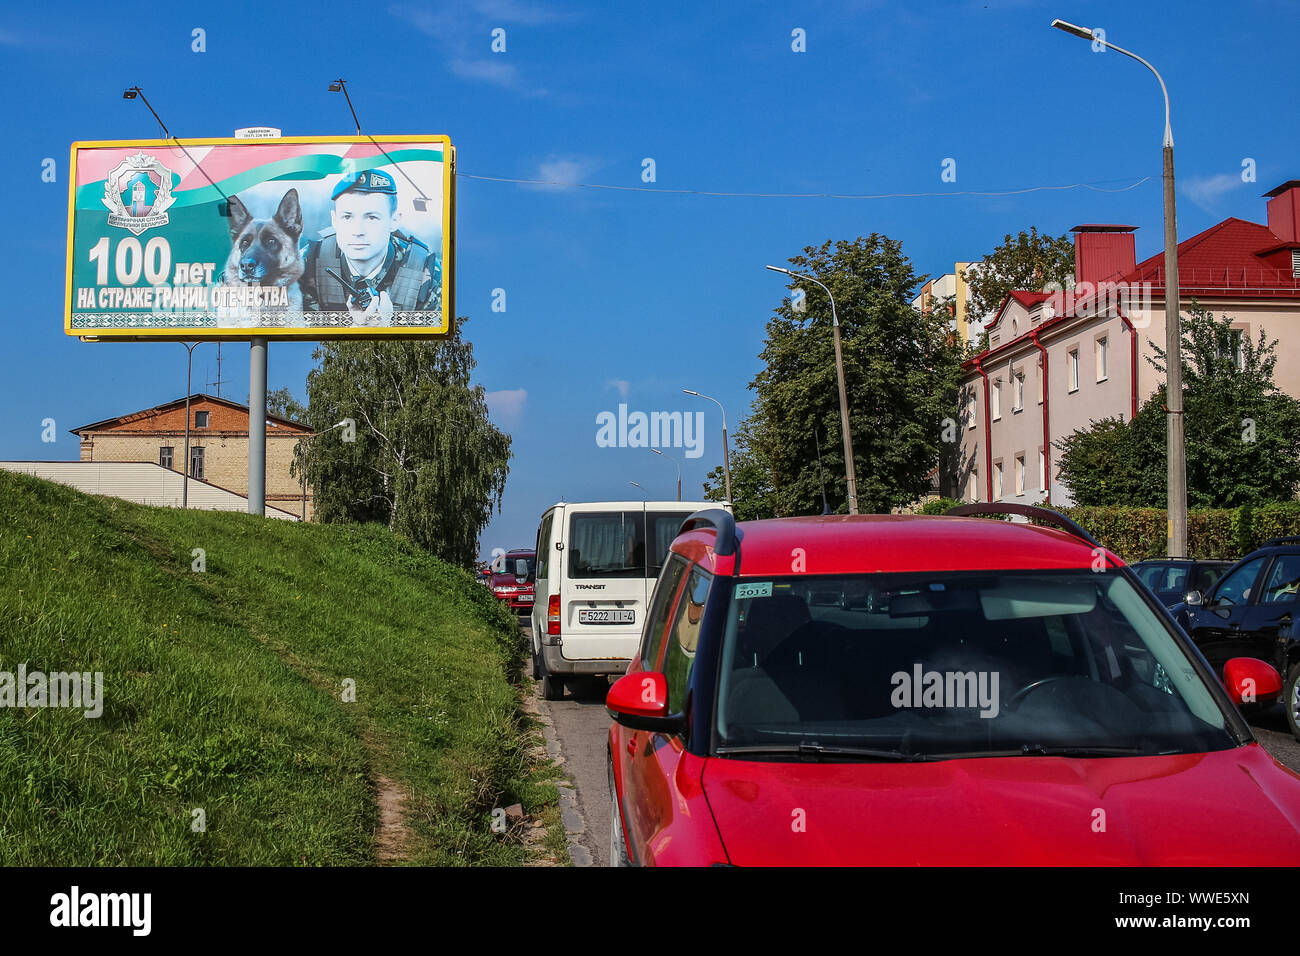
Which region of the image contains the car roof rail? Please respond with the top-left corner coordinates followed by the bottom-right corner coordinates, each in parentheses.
top-left (679, 508), bottom-right (741, 556)
top-left (945, 502), bottom-right (1101, 548)
top-left (1260, 535), bottom-right (1300, 549)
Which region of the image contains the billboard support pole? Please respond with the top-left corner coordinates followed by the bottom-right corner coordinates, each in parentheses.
top-left (249, 337), bottom-right (267, 516)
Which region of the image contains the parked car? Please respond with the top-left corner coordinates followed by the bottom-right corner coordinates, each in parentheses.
top-left (606, 504), bottom-right (1300, 865)
top-left (489, 549), bottom-right (536, 615)
top-left (530, 500), bottom-right (729, 700)
top-left (1130, 559), bottom-right (1232, 608)
top-left (1173, 536), bottom-right (1300, 739)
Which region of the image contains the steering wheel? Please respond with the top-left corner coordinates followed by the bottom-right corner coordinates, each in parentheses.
top-left (1006, 676), bottom-right (1069, 711)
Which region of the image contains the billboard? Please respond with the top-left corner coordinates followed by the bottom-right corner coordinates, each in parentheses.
top-left (66, 135), bottom-right (454, 340)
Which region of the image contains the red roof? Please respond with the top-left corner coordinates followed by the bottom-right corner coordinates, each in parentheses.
top-left (1007, 291), bottom-right (1051, 309)
top-left (1121, 217), bottom-right (1300, 298)
top-left (963, 212), bottom-right (1300, 371)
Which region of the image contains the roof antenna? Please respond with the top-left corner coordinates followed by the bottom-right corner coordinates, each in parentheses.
top-left (814, 427), bottom-right (831, 515)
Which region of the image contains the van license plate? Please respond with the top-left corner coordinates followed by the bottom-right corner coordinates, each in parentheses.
top-left (579, 609), bottom-right (635, 624)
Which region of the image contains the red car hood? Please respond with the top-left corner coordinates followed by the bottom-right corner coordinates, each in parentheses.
top-left (700, 743), bottom-right (1300, 865)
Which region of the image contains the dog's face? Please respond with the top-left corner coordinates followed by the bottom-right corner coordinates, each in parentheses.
top-left (224, 189), bottom-right (303, 287)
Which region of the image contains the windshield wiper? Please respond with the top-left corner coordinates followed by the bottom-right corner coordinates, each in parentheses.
top-left (932, 744), bottom-right (1150, 759)
top-left (715, 742), bottom-right (934, 762)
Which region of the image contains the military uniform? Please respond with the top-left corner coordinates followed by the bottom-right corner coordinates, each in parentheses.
top-left (299, 170), bottom-right (440, 317)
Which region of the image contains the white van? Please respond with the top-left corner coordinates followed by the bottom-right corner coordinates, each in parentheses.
top-left (529, 500), bottom-right (729, 700)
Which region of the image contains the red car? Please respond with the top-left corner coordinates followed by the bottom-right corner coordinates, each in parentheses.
top-left (489, 549), bottom-right (536, 615)
top-left (606, 504), bottom-right (1300, 866)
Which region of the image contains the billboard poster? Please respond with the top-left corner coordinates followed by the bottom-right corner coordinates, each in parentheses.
top-left (65, 135), bottom-right (454, 340)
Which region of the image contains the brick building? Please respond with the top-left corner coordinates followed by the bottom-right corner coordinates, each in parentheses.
top-left (70, 394), bottom-right (316, 519)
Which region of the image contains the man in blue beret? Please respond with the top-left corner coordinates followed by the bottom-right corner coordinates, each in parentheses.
top-left (299, 169), bottom-right (439, 325)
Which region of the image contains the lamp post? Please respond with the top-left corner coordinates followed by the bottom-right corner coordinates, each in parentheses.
top-left (1051, 18), bottom-right (1186, 558)
top-left (651, 448), bottom-right (681, 501)
top-left (765, 265), bottom-right (859, 514)
top-left (180, 341), bottom-right (202, 508)
top-left (628, 480), bottom-right (648, 500)
top-left (682, 389), bottom-right (731, 504)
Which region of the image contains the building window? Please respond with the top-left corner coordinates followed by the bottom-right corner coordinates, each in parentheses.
top-left (159, 446), bottom-right (174, 469)
top-left (968, 392), bottom-right (977, 429)
top-left (1068, 349), bottom-right (1079, 392)
top-left (968, 469), bottom-right (979, 502)
top-left (994, 461), bottom-right (1004, 499)
top-left (195, 410), bottom-right (210, 428)
top-left (1039, 449), bottom-right (1046, 493)
top-left (992, 380), bottom-right (1002, 420)
top-left (1015, 454), bottom-right (1025, 496)
top-left (189, 446), bottom-right (205, 480)
top-left (1036, 358), bottom-right (1044, 404)
top-left (1096, 337), bottom-right (1108, 381)
top-left (1013, 371), bottom-right (1024, 412)
top-left (1221, 329), bottom-right (1246, 371)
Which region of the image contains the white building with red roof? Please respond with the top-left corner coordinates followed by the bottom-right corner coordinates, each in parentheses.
top-left (957, 180), bottom-right (1300, 506)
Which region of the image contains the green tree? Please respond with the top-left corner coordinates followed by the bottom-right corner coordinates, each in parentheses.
top-left (744, 236), bottom-right (963, 515)
top-left (266, 387), bottom-right (307, 423)
top-left (963, 227), bottom-right (1075, 321)
top-left (293, 318), bottom-right (512, 566)
top-left (701, 414), bottom-right (777, 520)
top-left (1055, 306), bottom-right (1300, 507)
top-left (1053, 416), bottom-right (1158, 506)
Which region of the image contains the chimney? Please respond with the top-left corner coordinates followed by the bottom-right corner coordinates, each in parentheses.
top-left (1264, 180), bottom-right (1300, 242)
top-left (1071, 224), bottom-right (1137, 286)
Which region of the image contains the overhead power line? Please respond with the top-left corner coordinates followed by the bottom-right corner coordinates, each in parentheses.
top-left (455, 173), bottom-right (1154, 200)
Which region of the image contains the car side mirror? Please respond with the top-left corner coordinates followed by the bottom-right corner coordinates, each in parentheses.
top-left (1221, 657), bottom-right (1283, 706)
top-left (515, 558), bottom-right (530, 580)
top-left (606, 671), bottom-right (684, 733)
top-left (1184, 590), bottom-right (1203, 607)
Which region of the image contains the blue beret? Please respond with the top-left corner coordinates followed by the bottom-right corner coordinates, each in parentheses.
top-left (331, 169), bottom-right (397, 200)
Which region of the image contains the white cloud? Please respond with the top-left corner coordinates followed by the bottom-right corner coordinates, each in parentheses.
top-left (472, 0), bottom-right (571, 24)
top-left (389, 1), bottom-right (571, 95)
top-left (448, 57), bottom-right (524, 88)
top-left (606, 379), bottom-right (630, 399)
top-left (530, 156), bottom-right (600, 189)
top-left (486, 388), bottom-right (528, 423)
top-left (1181, 172), bottom-right (1245, 212)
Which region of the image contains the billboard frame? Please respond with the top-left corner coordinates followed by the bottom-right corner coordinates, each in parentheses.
top-left (65, 134), bottom-right (455, 342)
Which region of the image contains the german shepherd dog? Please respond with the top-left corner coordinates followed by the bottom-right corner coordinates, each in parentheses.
top-left (217, 189), bottom-right (304, 326)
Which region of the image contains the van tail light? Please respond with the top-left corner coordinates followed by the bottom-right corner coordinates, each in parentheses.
top-left (547, 594), bottom-right (561, 636)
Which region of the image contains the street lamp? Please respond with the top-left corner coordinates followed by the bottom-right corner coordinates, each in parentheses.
top-left (651, 448), bottom-right (682, 501)
top-left (765, 265), bottom-right (859, 514)
top-left (1051, 19), bottom-right (1186, 558)
top-left (628, 480), bottom-right (648, 500)
top-left (682, 389), bottom-right (731, 503)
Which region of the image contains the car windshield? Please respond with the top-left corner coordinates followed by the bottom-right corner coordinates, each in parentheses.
top-left (713, 570), bottom-right (1235, 759)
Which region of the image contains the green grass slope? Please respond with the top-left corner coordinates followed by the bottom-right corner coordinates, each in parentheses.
top-left (0, 469), bottom-right (549, 865)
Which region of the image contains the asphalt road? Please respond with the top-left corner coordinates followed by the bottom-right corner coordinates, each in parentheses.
top-left (524, 622), bottom-right (614, 868)
top-left (524, 620), bottom-right (1300, 869)
top-left (1248, 705), bottom-right (1300, 771)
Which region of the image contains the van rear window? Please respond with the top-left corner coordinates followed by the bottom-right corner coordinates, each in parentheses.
top-left (567, 511), bottom-right (694, 579)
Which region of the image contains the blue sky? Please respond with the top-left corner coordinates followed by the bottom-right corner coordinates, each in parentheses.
top-left (3, 0), bottom-right (1297, 558)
